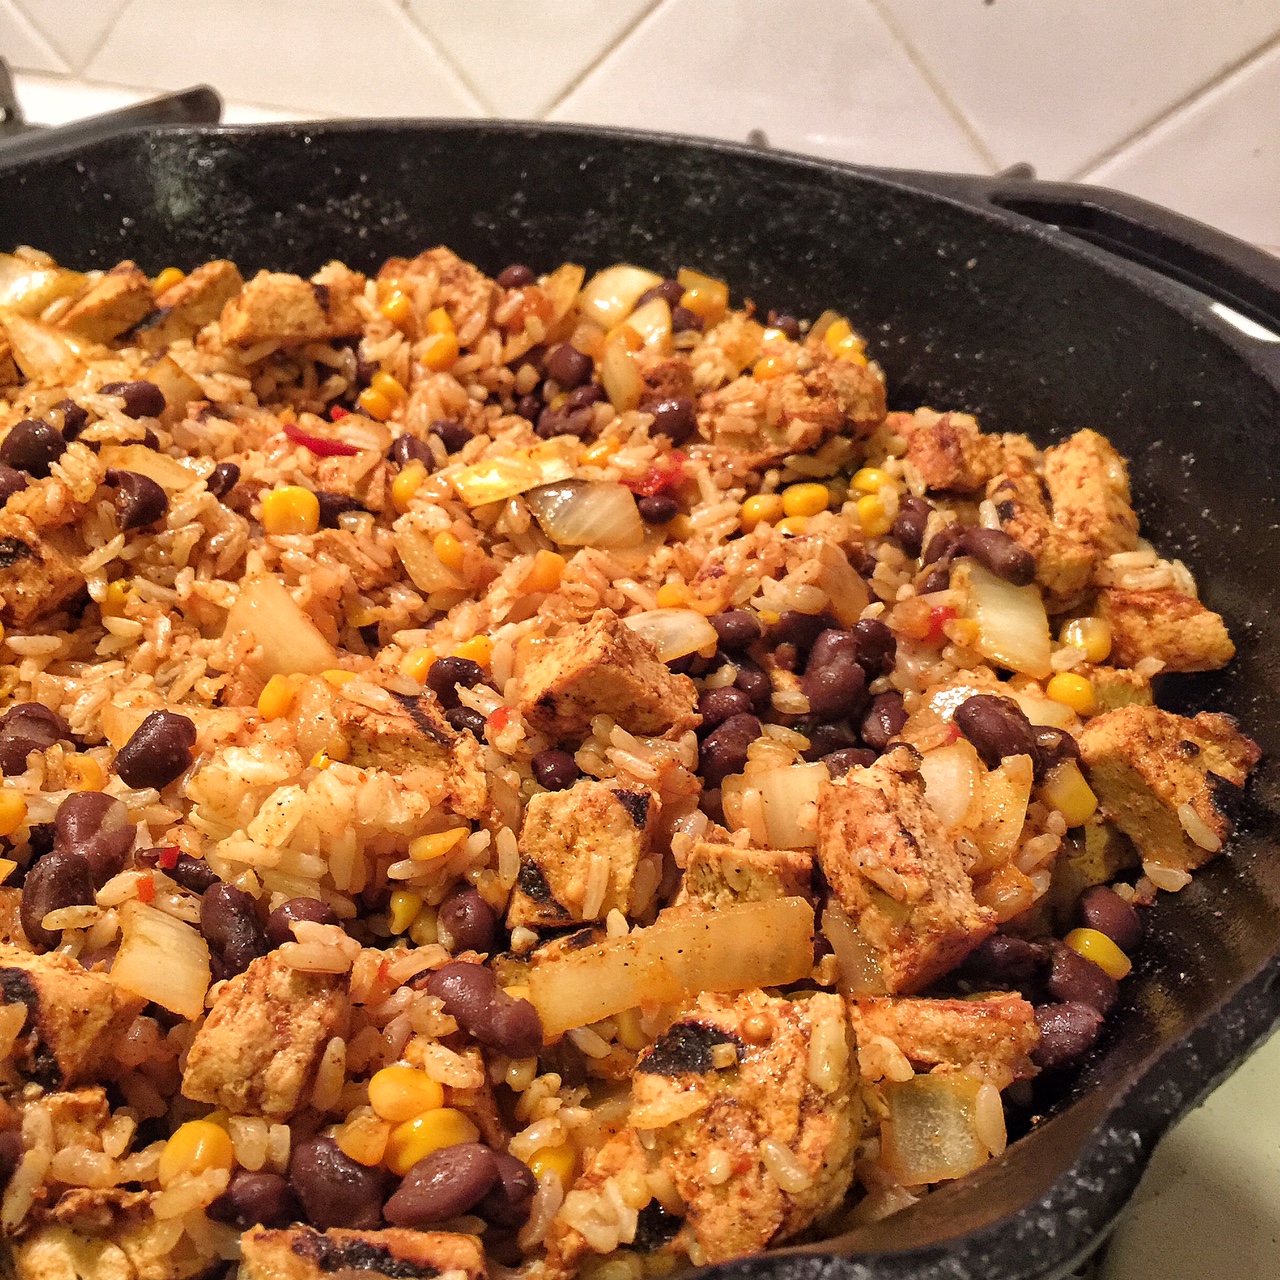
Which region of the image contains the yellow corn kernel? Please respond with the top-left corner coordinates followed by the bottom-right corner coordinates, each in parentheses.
top-left (852, 467), bottom-right (891, 494)
top-left (614, 1007), bottom-right (649, 1052)
top-left (824, 316), bottom-right (867, 363)
top-left (369, 1066), bottom-right (446, 1123)
top-left (358, 386), bottom-right (394, 421)
top-left (0, 789), bottom-right (26, 838)
top-left (262, 485), bottom-right (321, 536)
top-left (676, 268), bottom-right (729, 326)
top-left (101, 580), bottom-right (131, 618)
top-left (325, 732), bottom-right (350, 763)
top-left (400, 645), bottom-right (437, 684)
top-left (856, 493), bottom-right (893, 537)
top-left (0, 858), bottom-right (16, 885)
top-left (452, 635), bottom-right (493, 668)
top-left (421, 330), bottom-right (460, 372)
top-left (391, 460), bottom-right (427, 513)
top-left (157, 1120), bottom-right (235, 1187)
top-left (1039, 759), bottom-right (1099, 827)
top-left (1046, 672), bottom-right (1097, 716)
top-left (433, 531), bottom-right (466, 573)
top-left (408, 904), bottom-right (439, 947)
top-left (336, 1112), bottom-right (392, 1167)
top-left (1061, 616), bottom-right (1113, 663)
top-left (152, 266), bottom-right (185, 293)
top-left (740, 493), bottom-right (784, 530)
top-left (321, 669), bottom-right (357, 688)
top-left (371, 371), bottom-right (407, 404)
top-left (752, 354), bottom-right (791, 381)
top-left (257, 674), bottom-right (297, 720)
top-left (524, 549), bottom-right (566, 593)
top-left (581, 438), bottom-right (621, 467)
top-left (380, 291), bottom-right (412, 326)
top-left (528, 1143), bottom-right (577, 1188)
top-left (310, 751), bottom-right (333, 770)
top-left (503, 983), bottom-right (532, 1003)
top-left (388, 890), bottom-right (424, 936)
top-left (665, 513), bottom-right (693, 541)
top-left (385, 1108), bottom-right (479, 1176)
top-left (1064, 927), bottom-right (1133, 981)
top-left (64, 756), bottom-right (104, 792)
top-left (426, 307), bottom-right (455, 335)
top-left (777, 515), bottom-right (809, 536)
top-left (655, 583), bottom-right (690, 609)
top-left (782, 483), bottom-right (830, 518)
top-left (409, 828), bottom-right (469, 863)
top-left (348, 605), bottom-right (381, 629)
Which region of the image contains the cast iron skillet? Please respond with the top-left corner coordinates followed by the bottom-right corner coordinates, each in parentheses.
top-left (4, 121), bottom-right (1280, 1280)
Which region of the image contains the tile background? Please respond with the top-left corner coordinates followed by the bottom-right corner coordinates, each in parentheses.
top-left (1, 0), bottom-right (1278, 251)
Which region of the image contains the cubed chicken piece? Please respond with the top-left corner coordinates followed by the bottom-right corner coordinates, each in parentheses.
top-left (58, 262), bottom-right (154, 343)
top-left (816, 746), bottom-right (995, 993)
top-left (135, 259), bottom-right (245, 352)
top-left (31, 1087), bottom-right (111, 1150)
top-left (1098, 587), bottom-right (1235, 672)
top-left (988, 459), bottom-right (1095, 601)
top-left (334, 690), bottom-right (487, 819)
top-left (507, 779), bottom-right (661, 928)
top-left (1079, 704), bottom-right (1259, 872)
top-left (220, 265), bottom-right (365, 346)
top-left (0, 511), bottom-right (86, 626)
top-left (851, 993), bottom-right (1039, 1089)
top-left (13, 1218), bottom-right (212, 1280)
top-left (0, 945), bottom-right (143, 1088)
top-left (380, 246), bottom-right (497, 347)
top-left (182, 952), bottom-right (349, 1119)
top-left (675, 841), bottom-right (813, 911)
top-left (1084, 663), bottom-right (1154, 713)
top-left (637, 352), bottom-right (696, 408)
top-left (1043, 429), bottom-right (1139, 559)
top-left (517, 609), bottom-right (699, 741)
top-left (544, 989), bottom-right (858, 1274)
top-left (898, 408), bottom-right (1004, 494)
top-left (240, 1227), bottom-right (485, 1280)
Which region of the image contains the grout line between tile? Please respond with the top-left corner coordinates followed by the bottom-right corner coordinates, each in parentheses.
top-left (396, 0), bottom-right (495, 115)
top-left (1070, 29), bottom-right (1280, 181)
top-left (538, 0), bottom-right (666, 119)
top-left (865, 0), bottom-right (998, 173)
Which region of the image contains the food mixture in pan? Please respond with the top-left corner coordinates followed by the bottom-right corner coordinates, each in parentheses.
top-left (0, 245), bottom-right (1259, 1280)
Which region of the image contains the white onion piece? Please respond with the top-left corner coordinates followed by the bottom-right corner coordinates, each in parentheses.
top-left (99, 443), bottom-right (201, 493)
top-left (110, 901), bottom-right (210, 1020)
top-left (758, 761), bottom-right (827, 849)
top-left (0, 254), bottom-right (85, 315)
top-left (578, 264), bottom-right (663, 328)
top-left (623, 608), bottom-right (718, 662)
top-left (918, 739), bottom-right (982, 830)
top-left (0, 310), bottom-right (97, 377)
top-left (972, 753), bottom-right (1035, 869)
top-left (880, 1075), bottom-right (988, 1186)
top-left (821, 901), bottom-right (886, 996)
top-left (223, 573), bottom-right (336, 677)
top-left (961, 561), bottom-right (1052, 679)
top-left (600, 335), bottom-right (644, 411)
top-left (527, 480), bottom-right (644, 550)
top-left (624, 297), bottom-right (672, 351)
top-left (1007, 689), bottom-right (1075, 728)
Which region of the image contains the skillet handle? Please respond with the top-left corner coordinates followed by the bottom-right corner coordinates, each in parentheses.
top-left (898, 171), bottom-right (1280, 342)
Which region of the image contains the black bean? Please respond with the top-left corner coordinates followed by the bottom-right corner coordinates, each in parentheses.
top-left (389, 434), bottom-right (433, 467)
top-left (439, 884), bottom-right (498, 954)
top-left (803, 654), bottom-right (868, 723)
top-left (20, 850), bottom-right (93, 951)
top-left (822, 747), bottom-right (877, 778)
top-left (54, 792), bottom-right (134, 887)
top-left (636, 493), bottom-right (678, 525)
top-left (167, 852), bottom-right (220, 895)
top-left (535, 405), bottom-right (594, 441)
top-left (923, 522), bottom-right (967, 567)
top-left (697, 686), bottom-right (753, 731)
top-left (290, 1135), bottom-right (386, 1230)
top-left (918, 565), bottom-right (952, 594)
top-left (0, 465), bottom-right (28, 505)
top-left (446, 706), bottom-right (487, 738)
top-left (428, 419), bottom-right (471, 454)
top-left (1047, 941), bottom-right (1118, 1014)
top-left (55, 400), bottom-right (89, 441)
top-left (960, 526), bottom-right (1036, 587)
top-left (207, 462), bottom-right (240, 499)
top-left (891, 494), bottom-right (932, 558)
top-left (545, 343), bottom-right (592, 390)
top-left (201, 883), bottom-right (268, 978)
top-left (698, 712), bottom-right (761, 788)
top-left (528, 752), bottom-right (579, 796)
top-left (861, 691), bottom-right (908, 750)
top-left (266, 896), bottom-right (339, 949)
top-left (497, 264), bottom-right (534, 289)
top-left (670, 305), bottom-right (703, 333)
top-left (1032, 726), bottom-right (1081, 780)
top-left (0, 703), bottom-right (70, 776)
top-left (208, 1169), bottom-right (298, 1229)
top-left (710, 610), bottom-right (761, 652)
top-left (853, 617), bottom-right (897, 678)
top-left (958, 934), bottom-right (1047, 994)
top-left (0, 1126), bottom-right (23, 1189)
top-left (425, 961), bottom-right (544, 1058)
top-left (564, 384), bottom-right (605, 411)
top-left (770, 611), bottom-right (838, 659)
top-left (668, 650), bottom-right (715, 677)
top-left (426, 657), bottom-right (485, 710)
top-left (766, 311), bottom-right (801, 341)
top-left (806, 629), bottom-right (858, 673)
top-left (0, 420), bottom-right (66, 477)
top-left (515, 393), bottom-right (542, 422)
top-left (1032, 1001), bottom-right (1104, 1070)
top-left (648, 397), bottom-right (696, 446)
top-left (733, 664), bottom-right (772, 715)
top-left (802, 720), bottom-right (857, 761)
top-left (99, 380), bottom-right (165, 419)
top-left (953, 695), bottom-right (1038, 770)
top-left (114, 710), bottom-right (197, 789)
top-left (104, 468), bottom-right (168, 530)
top-left (636, 280), bottom-right (685, 309)
top-left (384, 1143), bottom-right (500, 1228)
top-left (477, 1152), bottom-right (537, 1228)
top-left (1080, 885), bottom-right (1142, 953)
top-left (312, 491), bottom-right (362, 529)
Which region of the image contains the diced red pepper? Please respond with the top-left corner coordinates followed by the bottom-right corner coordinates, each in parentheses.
top-left (157, 845), bottom-right (180, 870)
top-left (329, 405), bottom-right (349, 421)
top-left (136, 873), bottom-right (156, 904)
top-left (944, 722), bottom-right (962, 745)
top-left (625, 450), bottom-right (687, 497)
top-left (487, 706), bottom-right (514, 735)
top-left (925, 605), bottom-right (957, 644)
top-left (284, 421), bottom-right (360, 456)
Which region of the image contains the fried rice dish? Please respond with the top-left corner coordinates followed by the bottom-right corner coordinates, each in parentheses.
top-left (0, 245), bottom-right (1258, 1280)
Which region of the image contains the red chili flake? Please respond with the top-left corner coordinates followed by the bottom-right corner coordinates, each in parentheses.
top-left (157, 846), bottom-right (180, 870)
top-left (944, 722), bottom-right (962, 745)
top-left (329, 405), bottom-right (349, 420)
top-left (625, 450), bottom-right (688, 497)
top-left (925, 605), bottom-right (957, 644)
top-left (488, 706), bottom-right (515, 735)
top-left (284, 421), bottom-right (360, 457)
top-left (136, 873), bottom-right (156, 904)
top-left (376, 957), bottom-right (392, 985)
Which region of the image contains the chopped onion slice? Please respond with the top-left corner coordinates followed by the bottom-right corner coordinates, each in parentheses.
top-left (623, 608), bottom-right (717, 661)
top-left (0, 254), bottom-right (85, 315)
top-left (959, 561), bottom-right (1052, 679)
top-left (578, 264), bottom-right (663, 328)
top-left (527, 480), bottom-right (644, 549)
top-left (880, 1074), bottom-right (989, 1186)
top-left (223, 573), bottom-right (336, 677)
top-left (821, 901), bottom-right (886, 996)
top-left (600, 334), bottom-right (644, 412)
top-left (110, 901), bottom-right (210, 1020)
top-left (624, 297), bottom-right (672, 351)
top-left (918, 739), bottom-right (982, 830)
top-left (757, 761), bottom-right (827, 849)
